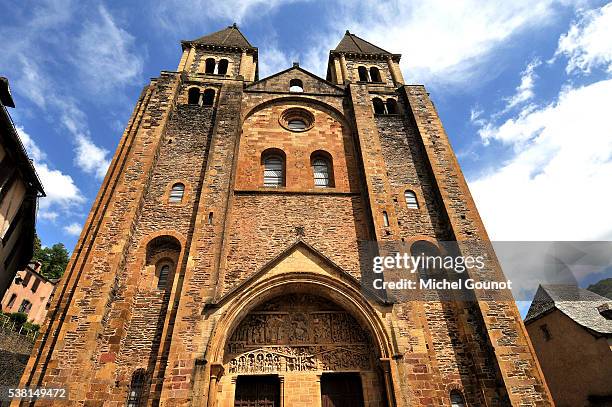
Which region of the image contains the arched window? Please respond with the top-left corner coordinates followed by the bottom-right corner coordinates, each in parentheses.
top-left (370, 67), bottom-right (382, 82)
top-left (404, 190), bottom-right (418, 209)
top-left (18, 299), bottom-right (32, 314)
top-left (202, 89), bottom-right (215, 106)
top-left (187, 88), bottom-right (200, 105)
top-left (263, 154), bottom-right (284, 187)
top-left (217, 59), bottom-right (229, 75)
top-left (205, 58), bottom-right (216, 74)
top-left (289, 78), bottom-right (303, 92)
top-left (157, 264), bottom-right (170, 289)
top-left (411, 240), bottom-right (442, 275)
top-left (372, 98), bottom-right (386, 114)
top-left (312, 158), bottom-right (331, 187)
top-left (382, 211), bottom-right (390, 227)
top-left (450, 390), bottom-right (466, 407)
top-left (169, 183), bottom-right (185, 203)
top-left (358, 66), bottom-right (369, 82)
top-left (386, 98), bottom-right (399, 114)
top-left (127, 369), bottom-right (146, 407)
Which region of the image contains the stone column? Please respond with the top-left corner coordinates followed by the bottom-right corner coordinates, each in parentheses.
top-left (207, 364), bottom-right (224, 407)
top-left (339, 53), bottom-right (349, 84)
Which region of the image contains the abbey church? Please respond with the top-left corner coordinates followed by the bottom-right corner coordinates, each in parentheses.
top-left (18, 25), bottom-right (552, 406)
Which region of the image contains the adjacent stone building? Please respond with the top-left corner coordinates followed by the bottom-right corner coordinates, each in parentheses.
top-left (19, 26), bottom-right (552, 406)
top-left (0, 77), bottom-right (45, 300)
top-left (525, 285), bottom-right (612, 407)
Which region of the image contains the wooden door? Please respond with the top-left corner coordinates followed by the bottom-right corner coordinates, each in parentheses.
top-left (234, 375), bottom-right (280, 407)
top-left (321, 373), bottom-right (365, 407)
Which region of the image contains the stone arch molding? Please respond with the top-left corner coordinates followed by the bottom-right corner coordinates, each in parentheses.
top-left (206, 243), bottom-right (394, 365)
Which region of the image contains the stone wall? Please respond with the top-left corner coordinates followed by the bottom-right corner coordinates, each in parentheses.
top-left (0, 329), bottom-right (33, 388)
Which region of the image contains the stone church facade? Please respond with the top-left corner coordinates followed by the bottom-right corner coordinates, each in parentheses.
top-left (18, 26), bottom-right (552, 406)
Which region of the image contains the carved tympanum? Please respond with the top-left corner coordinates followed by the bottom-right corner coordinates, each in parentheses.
top-left (225, 294), bottom-right (374, 373)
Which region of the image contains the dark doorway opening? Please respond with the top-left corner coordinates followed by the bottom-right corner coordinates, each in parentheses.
top-left (321, 373), bottom-right (365, 407)
top-left (235, 375), bottom-right (280, 407)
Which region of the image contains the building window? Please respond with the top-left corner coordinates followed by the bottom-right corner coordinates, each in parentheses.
top-left (450, 390), bottom-right (466, 407)
top-left (18, 299), bottom-right (32, 314)
top-left (202, 89), bottom-right (215, 106)
top-left (31, 277), bottom-right (41, 293)
top-left (313, 158), bottom-right (331, 188)
top-left (404, 190), bottom-right (419, 209)
top-left (205, 58), bottom-right (216, 74)
top-left (169, 183), bottom-right (185, 203)
top-left (358, 66), bottom-right (369, 82)
top-left (386, 98), bottom-right (399, 114)
top-left (289, 79), bottom-right (304, 92)
top-left (127, 369), bottom-right (146, 407)
top-left (187, 88), bottom-right (200, 105)
top-left (288, 119), bottom-right (307, 131)
top-left (540, 324), bottom-right (552, 341)
top-left (370, 67), bottom-right (382, 82)
top-left (382, 211), bottom-right (390, 227)
top-left (373, 98), bottom-right (386, 115)
top-left (263, 154), bottom-right (284, 187)
top-left (157, 264), bottom-right (170, 289)
top-left (7, 293), bottom-right (17, 308)
top-left (217, 59), bottom-right (229, 75)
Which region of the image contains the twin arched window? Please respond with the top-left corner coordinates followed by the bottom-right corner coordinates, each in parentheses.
top-left (169, 183), bottom-right (185, 203)
top-left (357, 66), bottom-right (383, 82)
top-left (187, 88), bottom-right (215, 106)
top-left (262, 152), bottom-right (334, 188)
top-left (204, 58), bottom-right (229, 75)
top-left (372, 97), bottom-right (399, 115)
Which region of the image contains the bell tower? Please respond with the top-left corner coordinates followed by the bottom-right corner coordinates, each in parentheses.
top-left (327, 30), bottom-right (404, 87)
top-left (177, 23), bottom-right (258, 82)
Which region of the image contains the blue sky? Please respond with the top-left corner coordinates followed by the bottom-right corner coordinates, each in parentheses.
top-left (1, 1), bottom-right (611, 303)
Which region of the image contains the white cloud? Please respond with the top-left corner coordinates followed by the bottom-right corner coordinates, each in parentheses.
top-left (39, 211), bottom-right (59, 222)
top-left (300, 0), bottom-right (580, 86)
top-left (470, 78), bottom-right (612, 240)
top-left (504, 58), bottom-right (541, 110)
top-left (15, 127), bottom-right (85, 214)
top-left (74, 134), bottom-right (111, 179)
top-left (63, 222), bottom-right (82, 236)
top-left (258, 44), bottom-right (296, 78)
top-left (75, 5), bottom-right (144, 93)
top-left (555, 3), bottom-right (612, 74)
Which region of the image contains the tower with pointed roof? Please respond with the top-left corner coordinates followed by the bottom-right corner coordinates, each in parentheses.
top-left (19, 26), bottom-right (553, 407)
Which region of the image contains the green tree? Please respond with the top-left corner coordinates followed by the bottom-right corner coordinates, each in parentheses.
top-left (32, 234), bottom-right (69, 280)
top-left (587, 277), bottom-right (612, 300)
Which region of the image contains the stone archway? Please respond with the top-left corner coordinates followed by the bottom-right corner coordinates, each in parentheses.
top-left (219, 293), bottom-right (387, 407)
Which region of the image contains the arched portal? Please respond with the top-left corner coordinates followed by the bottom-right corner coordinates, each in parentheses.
top-left (204, 272), bottom-right (397, 407)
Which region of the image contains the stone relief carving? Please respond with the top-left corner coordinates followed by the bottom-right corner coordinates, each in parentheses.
top-left (226, 294), bottom-right (374, 373)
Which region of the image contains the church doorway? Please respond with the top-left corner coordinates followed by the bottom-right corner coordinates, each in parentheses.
top-left (234, 375), bottom-right (280, 407)
top-left (220, 293), bottom-right (387, 406)
top-left (320, 373), bottom-right (365, 407)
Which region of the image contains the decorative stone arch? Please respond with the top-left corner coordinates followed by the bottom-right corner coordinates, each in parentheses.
top-left (204, 272), bottom-right (398, 406)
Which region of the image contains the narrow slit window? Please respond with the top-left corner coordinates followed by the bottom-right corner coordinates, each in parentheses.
top-left (313, 158), bottom-right (331, 187)
top-left (404, 190), bottom-right (419, 209)
top-left (383, 211), bottom-right (390, 227)
top-left (263, 155), bottom-right (284, 187)
top-left (169, 183), bottom-right (185, 203)
top-left (157, 264), bottom-right (170, 289)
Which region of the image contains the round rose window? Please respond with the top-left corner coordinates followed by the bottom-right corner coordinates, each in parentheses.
top-left (279, 108), bottom-right (314, 132)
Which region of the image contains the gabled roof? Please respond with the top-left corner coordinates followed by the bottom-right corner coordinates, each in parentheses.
top-left (188, 23), bottom-right (254, 49)
top-left (245, 64), bottom-right (344, 93)
top-left (525, 284), bottom-right (612, 335)
top-left (333, 30), bottom-right (391, 55)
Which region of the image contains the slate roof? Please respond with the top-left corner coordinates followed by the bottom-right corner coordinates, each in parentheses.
top-left (189, 23), bottom-right (254, 49)
top-left (333, 30), bottom-right (391, 55)
top-left (525, 284), bottom-right (612, 335)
